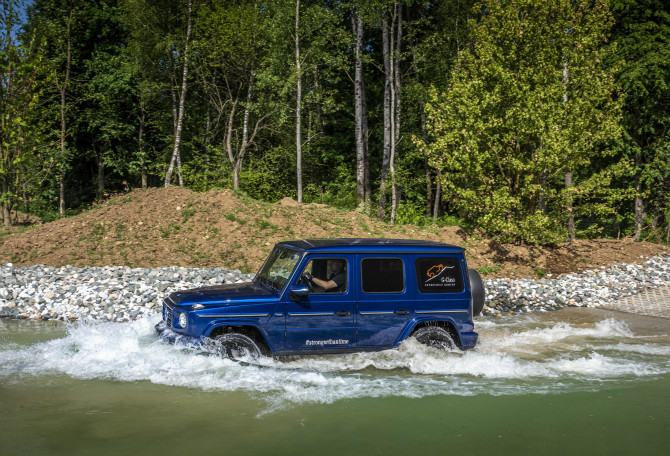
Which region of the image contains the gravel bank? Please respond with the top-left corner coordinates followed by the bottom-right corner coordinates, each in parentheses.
top-left (1, 255), bottom-right (669, 322)
top-left (0, 265), bottom-right (255, 322)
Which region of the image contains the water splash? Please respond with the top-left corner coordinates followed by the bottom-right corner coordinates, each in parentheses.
top-left (1, 315), bottom-right (668, 411)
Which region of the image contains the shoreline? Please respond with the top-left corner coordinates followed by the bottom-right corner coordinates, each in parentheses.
top-left (1, 255), bottom-right (669, 322)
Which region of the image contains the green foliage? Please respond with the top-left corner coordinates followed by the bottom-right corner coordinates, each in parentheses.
top-left (242, 146), bottom-right (296, 202)
top-left (307, 164), bottom-right (358, 211)
top-left (607, 0), bottom-right (670, 238)
top-left (419, 0), bottom-right (622, 244)
top-left (1, 0), bottom-right (667, 250)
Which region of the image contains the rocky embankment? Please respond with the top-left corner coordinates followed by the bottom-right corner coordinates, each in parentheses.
top-left (1, 255), bottom-right (669, 322)
top-left (0, 265), bottom-right (255, 322)
top-left (481, 255), bottom-right (670, 316)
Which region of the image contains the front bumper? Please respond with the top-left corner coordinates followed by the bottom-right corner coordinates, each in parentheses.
top-left (155, 321), bottom-right (208, 348)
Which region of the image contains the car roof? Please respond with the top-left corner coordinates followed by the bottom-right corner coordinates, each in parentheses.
top-left (276, 238), bottom-right (464, 254)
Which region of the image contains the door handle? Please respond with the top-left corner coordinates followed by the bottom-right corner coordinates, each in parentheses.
top-left (395, 310), bottom-right (410, 315)
top-left (336, 311), bottom-right (351, 316)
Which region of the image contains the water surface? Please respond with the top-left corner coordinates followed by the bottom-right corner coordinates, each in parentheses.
top-left (1, 308), bottom-right (669, 455)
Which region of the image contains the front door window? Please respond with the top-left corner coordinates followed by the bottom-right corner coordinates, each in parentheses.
top-left (299, 258), bottom-right (348, 293)
top-left (285, 256), bottom-right (354, 350)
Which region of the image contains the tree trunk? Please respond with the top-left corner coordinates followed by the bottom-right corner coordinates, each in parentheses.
top-left (361, 48), bottom-right (371, 209)
top-left (203, 109), bottom-right (212, 186)
top-left (223, 72), bottom-right (255, 191)
top-left (96, 151), bottom-right (104, 200)
top-left (295, 0), bottom-right (303, 203)
top-left (234, 160), bottom-right (242, 190)
top-left (563, 60), bottom-right (574, 239)
top-left (433, 172), bottom-right (442, 222)
top-left (390, 3), bottom-right (402, 224)
top-left (314, 69), bottom-right (325, 136)
top-left (378, 11), bottom-right (392, 220)
top-left (59, 173), bottom-right (66, 217)
top-left (538, 135), bottom-right (546, 213)
top-left (566, 170), bottom-right (575, 240)
top-left (634, 194), bottom-right (645, 241)
top-left (139, 108), bottom-right (147, 188)
top-left (419, 107), bottom-right (432, 216)
top-left (1, 177), bottom-right (10, 226)
top-left (634, 151), bottom-right (645, 241)
top-left (58, 9), bottom-right (73, 216)
top-left (165, 0), bottom-right (192, 187)
top-left (224, 99), bottom-right (238, 189)
top-left (20, 166), bottom-right (28, 213)
top-left (353, 11), bottom-right (367, 210)
top-left (539, 168), bottom-right (547, 213)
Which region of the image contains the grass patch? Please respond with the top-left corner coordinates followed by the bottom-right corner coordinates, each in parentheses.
top-left (478, 265), bottom-right (502, 275)
top-left (181, 208), bottom-right (196, 222)
top-left (160, 223), bottom-right (181, 239)
top-left (115, 223), bottom-right (127, 241)
top-left (224, 212), bottom-right (246, 225)
top-left (533, 267), bottom-right (547, 278)
top-left (255, 218), bottom-right (278, 231)
top-left (85, 224), bottom-right (106, 243)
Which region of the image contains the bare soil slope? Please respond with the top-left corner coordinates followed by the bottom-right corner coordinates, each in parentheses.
top-left (1, 187), bottom-right (667, 277)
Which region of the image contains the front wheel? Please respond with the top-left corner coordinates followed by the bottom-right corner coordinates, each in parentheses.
top-left (412, 326), bottom-right (456, 350)
top-left (214, 333), bottom-right (262, 360)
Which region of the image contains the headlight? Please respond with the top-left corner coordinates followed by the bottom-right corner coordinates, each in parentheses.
top-left (178, 312), bottom-right (188, 329)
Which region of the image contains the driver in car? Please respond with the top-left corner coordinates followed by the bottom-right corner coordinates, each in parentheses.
top-left (302, 259), bottom-right (346, 292)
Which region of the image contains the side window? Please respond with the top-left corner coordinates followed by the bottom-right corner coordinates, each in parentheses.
top-left (415, 257), bottom-right (464, 293)
top-left (299, 258), bottom-right (347, 294)
top-left (361, 258), bottom-right (404, 293)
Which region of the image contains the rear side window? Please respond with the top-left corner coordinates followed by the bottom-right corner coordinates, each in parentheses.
top-left (415, 258), bottom-right (464, 293)
top-left (361, 258), bottom-right (404, 293)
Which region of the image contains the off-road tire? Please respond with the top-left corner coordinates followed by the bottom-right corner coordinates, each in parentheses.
top-left (412, 326), bottom-right (456, 350)
top-left (469, 268), bottom-right (485, 317)
top-left (214, 333), bottom-right (263, 360)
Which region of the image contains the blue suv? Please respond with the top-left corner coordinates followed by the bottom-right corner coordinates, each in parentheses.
top-left (156, 239), bottom-right (485, 358)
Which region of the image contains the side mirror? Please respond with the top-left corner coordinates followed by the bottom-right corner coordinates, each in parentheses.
top-left (289, 284), bottom-right (309, 302)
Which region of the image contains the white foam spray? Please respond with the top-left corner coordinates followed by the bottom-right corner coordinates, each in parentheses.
top-left (1, 315), bottom-right (668, 411)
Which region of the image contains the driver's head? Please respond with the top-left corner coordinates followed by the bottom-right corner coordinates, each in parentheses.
top-left (329, 259), bottom-right (345, 273)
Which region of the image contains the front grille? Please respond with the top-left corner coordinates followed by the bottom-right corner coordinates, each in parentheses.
top-left (163, 299), bottom-right (174, 328)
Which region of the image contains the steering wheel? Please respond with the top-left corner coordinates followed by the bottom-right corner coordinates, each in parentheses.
top-left (300, 273), bottom-right (314, 291)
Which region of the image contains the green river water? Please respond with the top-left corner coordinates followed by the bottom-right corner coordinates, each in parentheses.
top-left (1, 308), bottom-right (669, 456)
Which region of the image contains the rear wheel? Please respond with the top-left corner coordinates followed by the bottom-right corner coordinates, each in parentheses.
top-left (214, 333), bottom-right (262, 360)
top-left (412, 326), bottom-right (456, 350)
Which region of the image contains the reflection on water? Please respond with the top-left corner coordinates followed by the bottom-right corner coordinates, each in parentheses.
top-left (1, 309), bottom-right (669, 412)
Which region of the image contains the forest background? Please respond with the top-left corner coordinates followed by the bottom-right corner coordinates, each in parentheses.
top-left (1, 0), bottom-right (669, 246)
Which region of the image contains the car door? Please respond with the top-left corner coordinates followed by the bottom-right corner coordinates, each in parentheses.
top-left (284, 255), bottom-right (355, 350)
top-left (355, 254), bottom-right (413, 347)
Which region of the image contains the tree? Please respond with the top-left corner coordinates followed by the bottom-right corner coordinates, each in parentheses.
top-left (609, 0), bottom-right (670, 241)
top-left (351, 5), bottom-right (370, 211)
top-left (193, 0), bottom-right (273, 191)
top-left (1, 0), bottom-right (50, 224)
top-left (420, 0), bottom-right (621, 243)
top-left (164, 0), bottom-right (193, 187)
top-left (377, 1), bottom-right (403, 222)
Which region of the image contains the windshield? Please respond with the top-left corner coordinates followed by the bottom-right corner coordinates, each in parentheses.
top-left (255, 247), bottom-right (302, 290)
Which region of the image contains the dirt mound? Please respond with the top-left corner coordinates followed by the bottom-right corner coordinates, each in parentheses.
top-left (279, 197), bottom-right (301, 207)
top-left (1, 187), bottom-right (668, 277)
